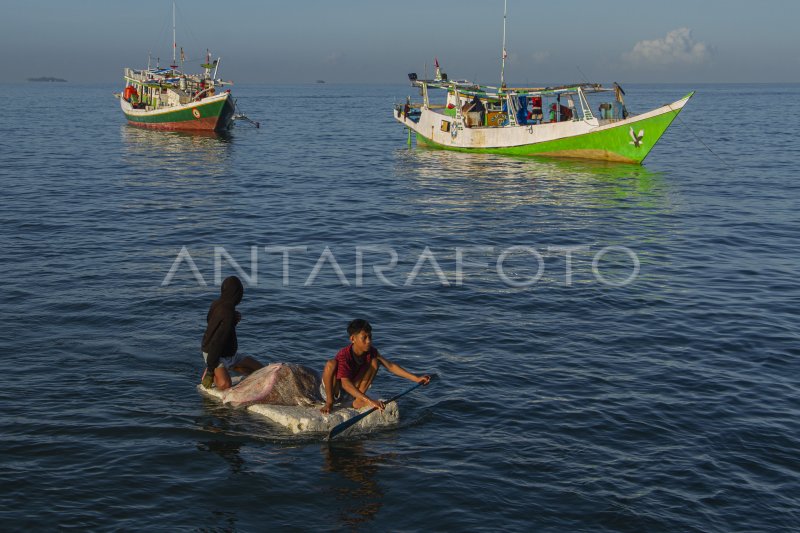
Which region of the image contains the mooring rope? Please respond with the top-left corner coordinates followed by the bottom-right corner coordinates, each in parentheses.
top-left (668, 101), bottom-right (732, 171)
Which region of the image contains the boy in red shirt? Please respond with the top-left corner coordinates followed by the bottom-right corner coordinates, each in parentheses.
top-left (319, 319), bottom-right (431, 414)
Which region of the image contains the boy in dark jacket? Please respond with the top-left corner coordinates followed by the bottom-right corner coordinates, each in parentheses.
top-left (201, 276), bottom-right (262, 390)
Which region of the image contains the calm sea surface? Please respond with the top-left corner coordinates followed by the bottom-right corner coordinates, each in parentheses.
top-left (1, 82), bottom-right (799, 531)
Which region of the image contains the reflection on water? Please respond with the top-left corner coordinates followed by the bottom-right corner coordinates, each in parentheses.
top-left (323, 442), bottom-right (397, 528)
top-left (197, 398), bottom-right (247, 474)
top-left (120, 125), bottom-right (233, 179)
top-left (395, 147), bottom-right (671, 211)
top-left (118, 125), bottom-right (237, 217)
top-left (393, 146), bottom-right (677, 288)
top-left (197, 438), bottom-right (246, 474)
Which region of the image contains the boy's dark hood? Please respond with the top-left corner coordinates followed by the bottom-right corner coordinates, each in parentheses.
top-left (219, 276), bottom-right (243, 305)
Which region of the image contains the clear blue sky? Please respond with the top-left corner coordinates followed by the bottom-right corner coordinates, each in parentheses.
top-left (2, 0), bottom-right (798, 84)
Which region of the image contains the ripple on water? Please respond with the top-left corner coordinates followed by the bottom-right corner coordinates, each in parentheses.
top-left (1, 83), bottom-right (799, 530)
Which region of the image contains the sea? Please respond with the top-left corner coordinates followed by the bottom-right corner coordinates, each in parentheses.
top-left (1, 82), bottom-right (798, 532)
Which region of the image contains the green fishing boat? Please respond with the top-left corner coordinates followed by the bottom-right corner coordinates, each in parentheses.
top-left (394, 3), bottom-right (692, 164)
top-left (116, 3), bottom-right (235, 132)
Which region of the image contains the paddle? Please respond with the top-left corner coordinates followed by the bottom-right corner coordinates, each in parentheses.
top-left (326, 376), bottom-right (434, 441)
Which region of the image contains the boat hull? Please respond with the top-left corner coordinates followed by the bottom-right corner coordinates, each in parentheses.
top-left (121, 92), bottom-right (235, 132)
top-left (396, 92), bottom-right (693, 164)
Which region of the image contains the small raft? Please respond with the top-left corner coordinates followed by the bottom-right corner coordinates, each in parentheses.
top-left (196, 364), bottom-right (400, 435)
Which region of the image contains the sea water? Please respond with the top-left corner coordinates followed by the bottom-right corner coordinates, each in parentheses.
top-left (1, 82), bottom-right (799, 531)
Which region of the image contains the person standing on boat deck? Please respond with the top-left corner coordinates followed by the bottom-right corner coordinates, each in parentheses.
top-left (201, 276), bottom-right (263, 390)
top-left (319, 319), bottom-right (431, 414)
top-left (470, 95), bottom-right (486, 125)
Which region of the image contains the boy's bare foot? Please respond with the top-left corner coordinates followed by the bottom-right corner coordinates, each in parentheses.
top-left (353, 397), bottom-right (385, 411)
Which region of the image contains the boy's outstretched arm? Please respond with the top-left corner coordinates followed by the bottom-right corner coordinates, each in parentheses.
top-left (376, 353), bottom-right (431, 385)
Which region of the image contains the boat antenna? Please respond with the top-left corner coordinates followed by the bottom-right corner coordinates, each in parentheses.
top-left (500, 0), bottom-right (508, 88)
top-left (171, 2), bottom-right (177, 69)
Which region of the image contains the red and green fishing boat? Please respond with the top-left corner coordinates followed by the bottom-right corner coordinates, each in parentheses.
top-left (119, 69), bottom-right (235, 132)
top-left (117, 4), bottom-right (235, 132)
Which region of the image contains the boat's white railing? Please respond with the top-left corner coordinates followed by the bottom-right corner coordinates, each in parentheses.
top-left (124, 68), bottom-right (147, 82)
top-left (505, 93), bottom-right (518, 126)
top-left (577, 87), bottom-right (595, 121)
top-left (453, 87), bottom-right (466, 134)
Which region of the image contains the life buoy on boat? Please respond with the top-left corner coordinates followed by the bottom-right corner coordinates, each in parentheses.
top-left (123, 85), bottom-right (138, 102)
top-left (192, 108), bottom-right (201, 119)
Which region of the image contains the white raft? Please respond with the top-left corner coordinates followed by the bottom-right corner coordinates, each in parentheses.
top-left (197, 381), bottom-right (400, 435)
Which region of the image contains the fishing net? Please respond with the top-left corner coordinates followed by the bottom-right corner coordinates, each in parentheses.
top-left (222, 363), bottom-right (322, 408)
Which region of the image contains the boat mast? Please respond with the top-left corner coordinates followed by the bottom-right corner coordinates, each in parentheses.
top-left (500, 0), bottom-right (508, 88)
top-left (171, 2), bottom-right (177, 69)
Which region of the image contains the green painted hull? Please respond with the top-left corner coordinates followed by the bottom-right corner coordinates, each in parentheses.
top-left (123, 95), bottom-right (234, 131)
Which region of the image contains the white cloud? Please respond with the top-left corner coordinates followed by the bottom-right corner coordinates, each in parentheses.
top-left (624, 28), bottom-right (711, 66)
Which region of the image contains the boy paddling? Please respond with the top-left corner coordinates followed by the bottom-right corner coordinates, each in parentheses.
top-left (320, 319), bottom-right (431, 414)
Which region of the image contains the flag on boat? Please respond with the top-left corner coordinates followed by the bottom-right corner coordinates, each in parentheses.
top-left (434, 57), bottom-right (443, 81)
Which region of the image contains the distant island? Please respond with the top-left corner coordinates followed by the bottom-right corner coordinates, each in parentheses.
top-left (28, 77), bottom-right (67, 82)
top-left (316, 80), bottom-right (325, 84)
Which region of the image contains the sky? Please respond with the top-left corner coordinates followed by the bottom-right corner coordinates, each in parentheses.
top-left (1, 0), bottom-right (798, 85)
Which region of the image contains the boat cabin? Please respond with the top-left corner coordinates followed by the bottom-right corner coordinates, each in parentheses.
top-left (399, 77), bottom-right (629, 129)
top-left (122, 67), bottom-right (225, 112)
